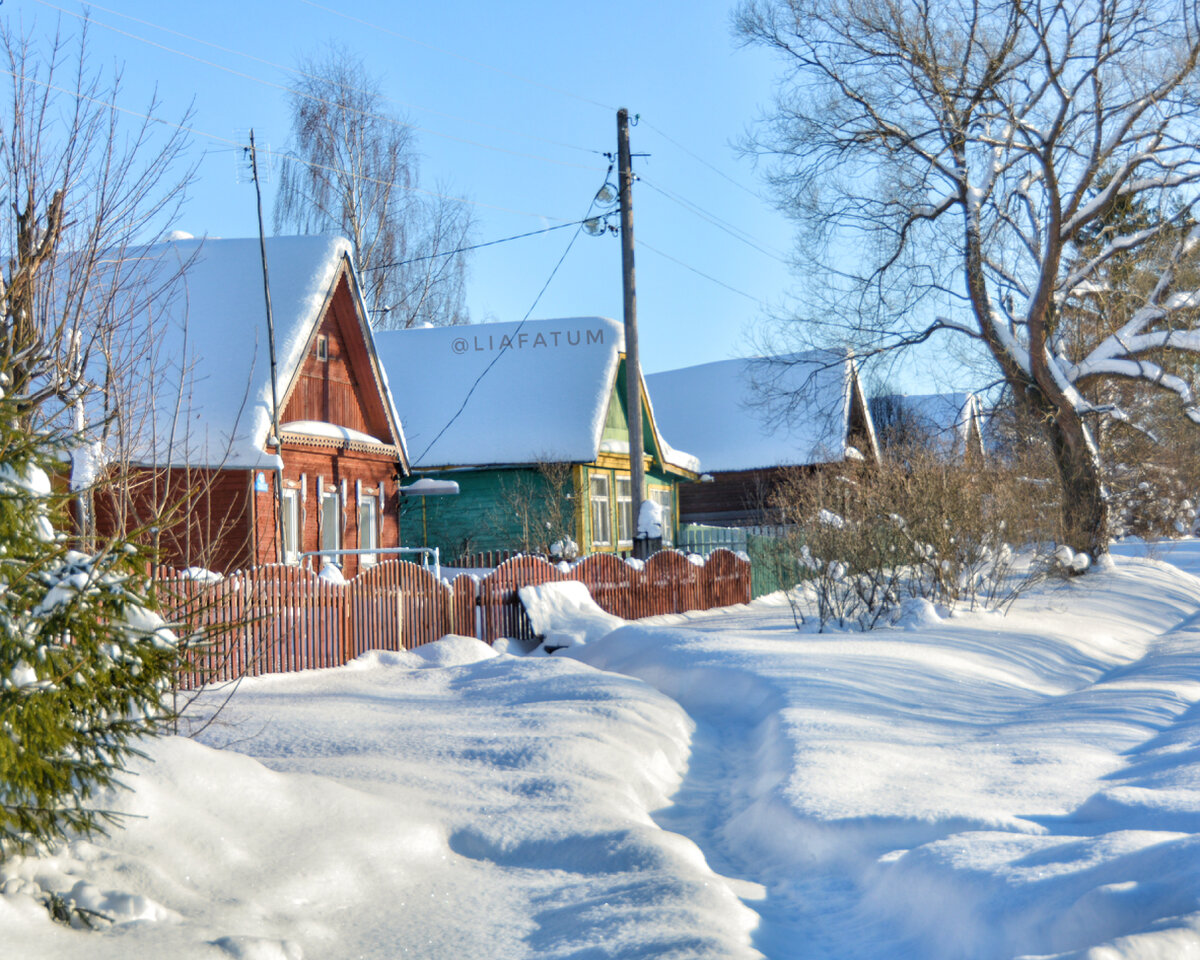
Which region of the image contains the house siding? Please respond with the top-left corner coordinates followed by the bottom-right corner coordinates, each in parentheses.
top-left (279, 276), bottom-right (395, 443)
top-left (94, 467), bottom-right (256, 573)
top-left (253, 446), bottom-right (401, 577)
top-left (404, 468), bottom-right (564, 559)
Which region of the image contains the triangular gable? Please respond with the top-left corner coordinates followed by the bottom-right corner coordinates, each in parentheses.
top-left (277, 259), bottom-right (408, 467)
top-left (607, 357), bottom-right (698, 477)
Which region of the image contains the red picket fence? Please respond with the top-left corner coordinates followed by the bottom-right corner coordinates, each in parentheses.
top-left (159, 549), bottom-right (749, 687)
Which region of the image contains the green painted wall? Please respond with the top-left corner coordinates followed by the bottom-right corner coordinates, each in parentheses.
top-left (401, 467), bottom-right (576, 560)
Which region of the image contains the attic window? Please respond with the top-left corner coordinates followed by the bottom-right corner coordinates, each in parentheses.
top-left (315, 335), bottom-right (329, 362)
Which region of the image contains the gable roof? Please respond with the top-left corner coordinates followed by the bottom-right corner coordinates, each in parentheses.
top-left (869, 392), bottom-right (984, 460)
top-left (373, 316), bottom-right (697, 473)
top-left (645, 350), bottom-right (877, 472)
top-left (92, 234), bottom-right (406, 472)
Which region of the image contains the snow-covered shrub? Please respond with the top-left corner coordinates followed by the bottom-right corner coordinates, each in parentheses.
top-left (0, 385), bottom-right (178, 859)
top-left (771, 453), bottom-right (1048, 631)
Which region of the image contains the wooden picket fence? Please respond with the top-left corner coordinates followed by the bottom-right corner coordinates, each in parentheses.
top-left (159, 549), bottom-right (749, 688)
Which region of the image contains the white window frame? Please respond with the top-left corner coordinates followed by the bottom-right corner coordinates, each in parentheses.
top-left (616, 474), bottom-right (633, 546)
top-left (281, 488), bottom-right (301, 563)
top-left (589, 472), bottom-right (611, 547)
top-left (650, 486), bottom-right (674, 546)
top-left (358, 495), bottom-right (378, 566)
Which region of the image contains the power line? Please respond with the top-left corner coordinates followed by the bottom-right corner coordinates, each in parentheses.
top-left (640, 118), bottom-right (763, 200)
top-left (362, 219), bottom-right (594, 272)
top-left (40, 0), bottom-right (605, 159)
top-left (0, 65), bottom-right (578, 223)
top-left (637, 239), bottom-right (769, 307)
top-left (639, 175), bottom-right (789, 264)
top-left (297, 0), bottom-right (617, 113)
top-left (36, 0), bottom-right (606, 173)
top-left (413, 206), bottom-right (597, 465)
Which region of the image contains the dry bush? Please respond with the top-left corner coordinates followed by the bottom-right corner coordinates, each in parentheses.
top-left (771, 453), bottom-right (1056, 631)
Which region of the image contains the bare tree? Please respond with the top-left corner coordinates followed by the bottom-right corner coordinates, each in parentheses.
top-left (274, 46), bottom-right (472, 328)
top-left (739, 0), bottom-right (1200, 555)
top-left (1, 21), bottom-right (193, 431)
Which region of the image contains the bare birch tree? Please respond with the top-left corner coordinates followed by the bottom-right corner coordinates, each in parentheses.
top-left (739, 0), bottom-right (1200, 555)
top-left (1, 21), bottom-right (193, 428)
top-left (274, 47), bottom-right (472, 328)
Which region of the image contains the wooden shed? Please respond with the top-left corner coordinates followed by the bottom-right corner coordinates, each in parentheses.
top-left (373, 316), bottom-right (699, 560)
top-left (86, 235), bottom-right (409, 576)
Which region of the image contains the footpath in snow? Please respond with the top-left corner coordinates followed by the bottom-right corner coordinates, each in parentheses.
top-left (5, 548), bottom-right (1200, 958)
top-left (568, 552), bottom-right (1200, 959)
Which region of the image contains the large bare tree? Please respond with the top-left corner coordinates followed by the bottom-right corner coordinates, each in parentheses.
top-left (739, 0), bottom-right (1200, 555)
top-left (274, 47), bottom-right (472, 328)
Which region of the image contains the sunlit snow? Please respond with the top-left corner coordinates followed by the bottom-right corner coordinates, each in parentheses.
top-left (6, 544), bottom-right (1200, 958)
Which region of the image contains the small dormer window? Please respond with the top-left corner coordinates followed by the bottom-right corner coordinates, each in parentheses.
top-left (315, 335), bottom-right (329, 361)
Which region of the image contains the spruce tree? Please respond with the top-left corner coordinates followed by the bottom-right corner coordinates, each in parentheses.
top-left (0, 369), bottom-right (179, 858)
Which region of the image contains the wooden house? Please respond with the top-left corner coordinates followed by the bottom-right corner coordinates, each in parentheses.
top-left (645, 351), bottom-right (879, 528)
top-left (86, 235), bottom-right (409, 575)
top-left (868, 392), bottom-right (986, 461)
top-left (373, 316), bottom-right (699, 559)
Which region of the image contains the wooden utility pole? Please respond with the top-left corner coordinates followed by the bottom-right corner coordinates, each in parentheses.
top-left (248, 130), bottom-right (286, 561)
top-left (617, 108), bottom-right (646, 554)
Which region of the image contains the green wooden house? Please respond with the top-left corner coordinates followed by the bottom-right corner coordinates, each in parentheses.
top-left (373, 316), bottom-right (699, 560)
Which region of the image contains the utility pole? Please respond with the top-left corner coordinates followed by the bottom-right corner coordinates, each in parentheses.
top-left (617, 107), bottom-right (646, 556)
top-left (248, 129), bottom-right (286, 561)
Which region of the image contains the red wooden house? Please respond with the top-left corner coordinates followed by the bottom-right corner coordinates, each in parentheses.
top-left (87, 235), bottom-right (409, 576)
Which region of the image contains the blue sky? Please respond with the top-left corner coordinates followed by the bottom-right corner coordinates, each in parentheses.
top-left (12, 0), bottom-right (817, 376)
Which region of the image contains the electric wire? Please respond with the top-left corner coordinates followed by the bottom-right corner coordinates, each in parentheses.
top-left (641, 119), bottom-right (762, 200)
top-left (637, 239), bottom-right (769, 307)
top-left (412, 200), bottom-right (600, 465)
top-left (0, 65), bottom-right (578, 222)
top-left (362, 219), bottom-right (593, 272)
top-left (639, 175), bottom-right (789, 264)
top-left (35, 0), bottom-right (606, 172)
top-left (39, 0), bottom-right (603, 158)
top-left (296, 0), bottom-right (617, 113)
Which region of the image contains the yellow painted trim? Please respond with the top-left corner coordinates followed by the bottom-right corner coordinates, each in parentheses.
top-left (573, 464), bottom-right (586, 548)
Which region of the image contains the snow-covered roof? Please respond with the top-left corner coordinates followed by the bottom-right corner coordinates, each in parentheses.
top-left (869, 392), bottom-right (983, 459)
top-left (645, 351), bottom-right (871, 472)
top-left (374, 316), bottom-right (697, 472)
top-left (90, 235), bottom-right (404, 470)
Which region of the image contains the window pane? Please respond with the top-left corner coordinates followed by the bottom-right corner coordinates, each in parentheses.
top-left (281, 490), bottom-right (300, 562)
top-left (321, 494), bottom-right (340, 557)
top-left (590, 474), bottom-right (611, 546)
top-left (652, 488), bottom-right (673, 546)
top-left (616, 476), bottom-right (632, 544)
top-left (359, 499), bottom-right (377, 565)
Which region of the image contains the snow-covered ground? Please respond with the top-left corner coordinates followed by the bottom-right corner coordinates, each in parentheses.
top-left (6, 544), bottom-right (1200, 958)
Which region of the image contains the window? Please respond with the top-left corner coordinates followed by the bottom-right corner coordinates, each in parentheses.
top-left (589, 473), bottom-right (611, 547)
top-left (281, 488), bottom-right (300, 563)
top-left (650, 487), bottom-right (674, 546)
top-left (320, 489), bottom-right (341, 559)
top-left (315, 334), bottom-right (329, 362)
top-left (358, 496), bottom-right (377, 566)
top-left (616, 475), bottom-right (633, 545)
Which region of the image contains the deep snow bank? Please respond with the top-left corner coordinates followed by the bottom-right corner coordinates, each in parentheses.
top-left (0, 638), bottom-right (763, 960)
top-left (569, 557), bottom-right (1200, 959)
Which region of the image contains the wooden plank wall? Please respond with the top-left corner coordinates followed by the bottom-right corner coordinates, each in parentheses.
top-left (161, 549), bottom-right (750, 688)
